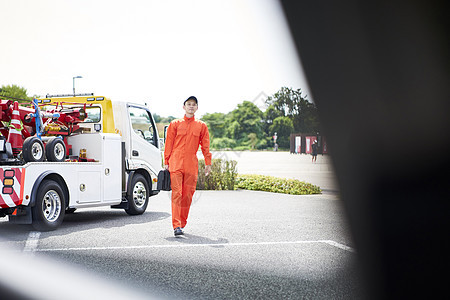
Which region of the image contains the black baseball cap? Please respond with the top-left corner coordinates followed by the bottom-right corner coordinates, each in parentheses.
top-left (184, 96), bottom-right (198, 105)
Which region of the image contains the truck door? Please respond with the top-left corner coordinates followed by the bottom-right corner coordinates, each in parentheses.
top-left (127, 105), bottom-right (162, 175)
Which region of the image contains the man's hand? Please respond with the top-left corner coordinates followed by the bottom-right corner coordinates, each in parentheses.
top-left (205, 165), bottom-right (212, 176)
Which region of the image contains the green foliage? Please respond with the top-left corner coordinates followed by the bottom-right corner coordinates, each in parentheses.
top-left (197, 158), bottom-right (237, 190)
top-left (236, 174), bottom-right (322, 195)
top-left (201, 112), bottom-right (228, 139)
top-left (247, 133), bottom-right (258, 149)
top-left (255, 137), bottom-right (270, 150)
top-left (211, 137), bottom-right (236, 150)
top-left (263, 105), bottom-right (284, 124)
top-left (0, 84), bottom-right (33, 103)
top-left (225, 120), bottom-right (240, 140)
top-left (265, 87), bottom-right (320, 134)
top-left (228, 101), bottom-right (264, 141)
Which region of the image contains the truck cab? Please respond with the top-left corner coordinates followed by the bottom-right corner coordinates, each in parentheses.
top-left (112, 101), bottom-right (163, 193)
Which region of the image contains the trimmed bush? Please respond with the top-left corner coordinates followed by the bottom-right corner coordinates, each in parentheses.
top-left (235, 174), bottom-right (322, 195)
top-left (197, 158), bottom-right (238, 190)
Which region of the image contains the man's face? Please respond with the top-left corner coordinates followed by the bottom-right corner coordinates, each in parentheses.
top-left (183, 100), bottom-right (198, 115)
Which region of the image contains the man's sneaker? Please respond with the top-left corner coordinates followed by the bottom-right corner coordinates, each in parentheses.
top-left (174, 227), bottom-right (184, 237)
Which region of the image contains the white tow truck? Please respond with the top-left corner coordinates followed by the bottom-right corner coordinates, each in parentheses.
top-left (0, 94), bottom-right (163, 231)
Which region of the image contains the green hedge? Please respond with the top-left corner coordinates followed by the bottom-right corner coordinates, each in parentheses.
top-left (235, 174), bottom-right (322, 195)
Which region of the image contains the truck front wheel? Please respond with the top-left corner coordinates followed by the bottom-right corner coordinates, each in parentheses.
top-left (32, 179), bottom-right (66, 231)
top-left (125, 174), bottom-right (149, 215)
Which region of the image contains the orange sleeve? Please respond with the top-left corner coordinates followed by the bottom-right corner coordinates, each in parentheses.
top-left (164, 122), bottom-right (176, 165)
top-left (200, 123), bottom-right (212, 165)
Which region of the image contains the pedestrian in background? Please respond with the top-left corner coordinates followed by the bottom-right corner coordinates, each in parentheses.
top-left (164, 96), bottom-right (212, 237)
top-left (311, 140), bottom-right (318, 163)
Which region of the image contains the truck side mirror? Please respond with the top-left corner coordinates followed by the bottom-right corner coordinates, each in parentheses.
top-left (164, 125), bottom-right (169, 142)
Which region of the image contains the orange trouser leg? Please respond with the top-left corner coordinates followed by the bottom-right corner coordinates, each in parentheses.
top-left (171, 170), bottom-right (198, 229)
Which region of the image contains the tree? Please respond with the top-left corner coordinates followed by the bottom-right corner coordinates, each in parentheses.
top-left (265, 87), bottom-right (320, 134)
top-left (0, 84), bottom-right (33, 103)
top-left (210, 137), bottom-right (236, 149)
top-left (262, 104), bottom-right (283, 136)
top-left (225, 120), bottom-right (240, 141)
top-left (201, 112), bottom-right (228, 139)
top-left (227, 101), bottom-right (263, 142)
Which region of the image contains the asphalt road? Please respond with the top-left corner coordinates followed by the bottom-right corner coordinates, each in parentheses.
top-left (0, 152), bottom-right (366, 299)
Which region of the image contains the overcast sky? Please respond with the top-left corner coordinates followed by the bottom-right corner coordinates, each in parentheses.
top-left (1, 0), bottom-right (311, 117)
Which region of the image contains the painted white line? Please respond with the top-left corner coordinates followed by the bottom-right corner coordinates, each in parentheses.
top-left (36, 240), bottom-right (355, 253)
top-left (321, 240), bottom-right (356, 253)
top-left (23, 231), bottom-right (41, 255)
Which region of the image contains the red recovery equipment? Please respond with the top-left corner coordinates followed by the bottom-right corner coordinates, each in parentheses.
top-left (6, 101), bottom-right (25, 156)
top-left (0, 98), bottom-right (87, 164)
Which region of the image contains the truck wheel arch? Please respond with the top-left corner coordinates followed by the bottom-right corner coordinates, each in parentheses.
top-left (30, 172), bottom-right (69, 208)
top-left (127, 169), bottom-right (152, 195)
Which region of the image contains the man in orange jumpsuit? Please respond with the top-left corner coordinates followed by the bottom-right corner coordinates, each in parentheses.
top-left (164, 96), bottom-right (212, 237)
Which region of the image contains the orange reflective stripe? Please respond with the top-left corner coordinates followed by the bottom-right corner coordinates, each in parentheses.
top-left (19, 168), bottom-right (26, 205)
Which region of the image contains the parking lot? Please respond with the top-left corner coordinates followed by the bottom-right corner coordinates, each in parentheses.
top-left (0, 152), bottom-right (366, 299)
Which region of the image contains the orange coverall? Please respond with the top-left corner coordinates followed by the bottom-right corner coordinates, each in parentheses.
top-left (164, 115), bottom-right (212, 229)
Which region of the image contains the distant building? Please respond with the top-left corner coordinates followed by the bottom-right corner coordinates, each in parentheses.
top-left (290, 133), bottom-right (328, 154)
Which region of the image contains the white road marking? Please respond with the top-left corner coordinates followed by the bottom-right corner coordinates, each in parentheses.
top-left (35, 240), bottom-right (355, 253)
top-left (23, 231), bottom-right (41, 255)
top-left (321, 240), bottom-right (356, 253)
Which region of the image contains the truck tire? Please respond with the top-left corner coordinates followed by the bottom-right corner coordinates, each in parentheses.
top-left (32, 179), bottom-right (66, 231)
top-left (46, 138), bottom-right (66, 162)
top-left (125, 174), bottom-right (149, 215)
top-left (23, 137), bottom-right (45, 162)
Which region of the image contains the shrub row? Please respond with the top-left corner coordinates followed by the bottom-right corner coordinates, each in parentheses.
top-left (197, 158), bottom-right (322, 195)
top-left (235, 174), bottom-right (322, 195)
